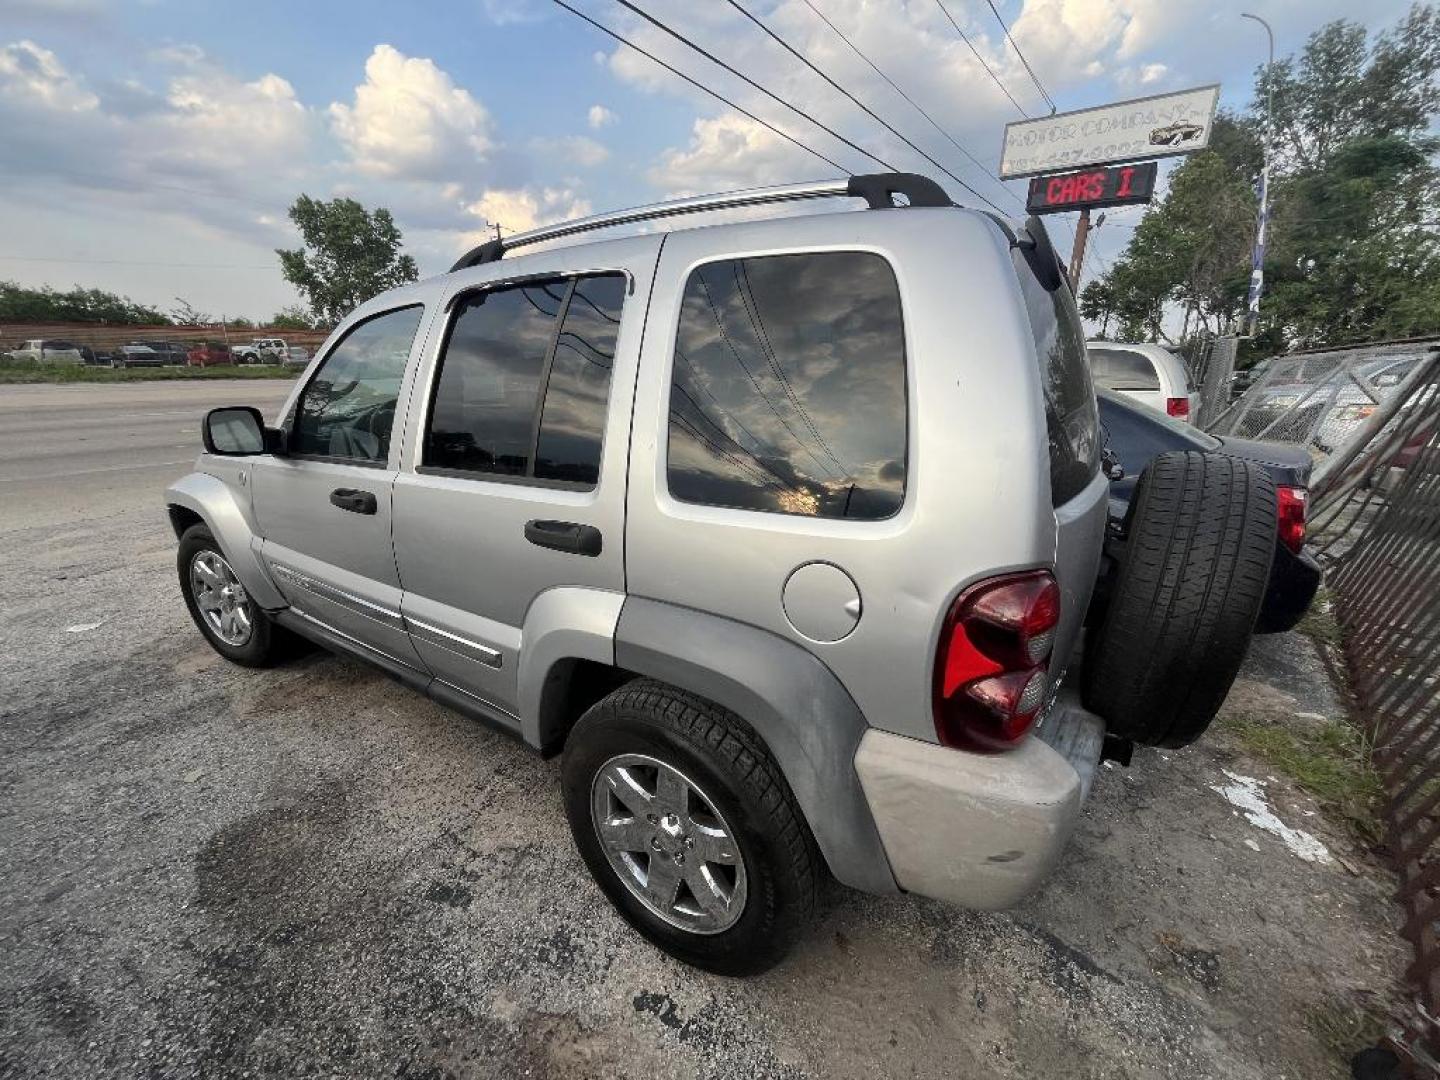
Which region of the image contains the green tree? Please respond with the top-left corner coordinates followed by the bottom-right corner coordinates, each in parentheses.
top-left (268, 304), bottom-right (320, 331)
top-left (277, 195), bottom-right (419, 325)
top-left (1087, 4), bottom-right (1440, 352)
top-left (0, 281), bottom-right (171, 324)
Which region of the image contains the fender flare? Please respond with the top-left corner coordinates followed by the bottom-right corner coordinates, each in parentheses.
top-left (614, 597), bottom-right (897, 896)
top-left (164, 470), bottom-right (287, 610)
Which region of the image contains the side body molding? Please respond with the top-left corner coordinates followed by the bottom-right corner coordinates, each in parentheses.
top-left (164, 470), bottom-right (287, 610)
top-left (614, 597), bottom-right (898, 896)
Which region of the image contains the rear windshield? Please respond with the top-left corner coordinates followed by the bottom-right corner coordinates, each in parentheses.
top-left (1011, 248), bottom-right (1099, 506)
top-left (1089, 347), bottom-right (1161, 391)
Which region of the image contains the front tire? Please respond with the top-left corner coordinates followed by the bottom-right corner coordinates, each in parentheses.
top-left (562, 680), bottom-right (820, 975)
top-left (177, 523), bottom-right (286, 667)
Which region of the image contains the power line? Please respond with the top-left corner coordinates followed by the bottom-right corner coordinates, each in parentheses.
top-left (725, 0), bottom-right (1000, 212)
top-left (609, 0), bottom-right (898, 174)
top-left (932, 0), bottom-right (1029, 118)
top-left (799, 0), bottom-right (1023, 212)
top-left (983, 0), bottom-right (1056, 114)
top-left (548, 0), bottom-right (847, 173)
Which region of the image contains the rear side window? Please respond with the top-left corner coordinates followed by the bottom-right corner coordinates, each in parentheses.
top-left (425, 273), bottom-right (624, 487)
top-left (667, 251), bottom-right (907, 520)
top-left (1012, 254), bottom-right (1099, 505)
top-left (1089, 347), bottom-right (1161, 391)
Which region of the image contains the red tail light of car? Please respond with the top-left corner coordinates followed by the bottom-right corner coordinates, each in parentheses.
top-left (1277, 485), bottom-right (1307, 555)
top-left (1166, 396), bottom-right (1191, 420)
top-left (933, 570), bottom-right (1061, 753)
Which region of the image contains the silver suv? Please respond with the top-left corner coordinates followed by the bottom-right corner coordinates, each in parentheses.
top-left (166, 174), bottom-right (1275, 974)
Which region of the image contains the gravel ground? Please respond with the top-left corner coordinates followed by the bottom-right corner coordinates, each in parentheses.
top-left (0, 383), bottom-right (1409, 1079)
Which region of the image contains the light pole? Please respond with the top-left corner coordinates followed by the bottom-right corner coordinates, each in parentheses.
top-left (1242, 12), bottom-right (1274, 337)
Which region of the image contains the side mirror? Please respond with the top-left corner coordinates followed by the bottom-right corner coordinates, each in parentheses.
top-left (203, 406), bottom-right (282, 456)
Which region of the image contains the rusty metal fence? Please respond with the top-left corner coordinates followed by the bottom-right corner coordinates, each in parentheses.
top-left (1222, 346), bottom-right (1440, 1067)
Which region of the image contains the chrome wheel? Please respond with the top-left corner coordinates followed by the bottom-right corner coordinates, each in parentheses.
top-left (189, 549), bottom-right (252, 647)
top-left (591, 753), bottom-right (748, 935)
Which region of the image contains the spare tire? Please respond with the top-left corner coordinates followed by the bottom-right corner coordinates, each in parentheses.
top-left (1083, 450), bottom-right (1277, 747)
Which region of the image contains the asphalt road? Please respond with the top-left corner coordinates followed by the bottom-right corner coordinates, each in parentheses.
top-left (0, 380), bottom-right (1406, 1079)
top-left (0, 381), bottom-right (294, 534)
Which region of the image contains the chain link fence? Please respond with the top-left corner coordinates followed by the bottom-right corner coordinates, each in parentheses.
top-left (1209, 341), bottom-right (1440, 1069)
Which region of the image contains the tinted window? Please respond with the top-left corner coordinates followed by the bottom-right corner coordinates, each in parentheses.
top-left (1089, 347), bottom-right (1161, 391)
top-left (426, 274), bottom-right (622, 487)
top-left (668, 251), bottom-right (906, 520)
top-left (291, 305), bottom-right (423, 463)
top-left (535, 275), bottom-right (625, 484)
top-left (1012, 254), bottom-right (1100, 505)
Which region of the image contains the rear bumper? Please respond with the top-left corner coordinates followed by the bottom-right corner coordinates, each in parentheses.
top-left (1256, 543), bottom-right (1321, 634)
top-left (855, 691), bottom-right (1100, 909)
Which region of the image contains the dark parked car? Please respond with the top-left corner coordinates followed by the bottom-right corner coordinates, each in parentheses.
top-left (141, 340), bottom-right (193, 365)
top-left (186, 342), bottom-right (234, 367)
top-left (1097, 389), bottom-right (1320, 634)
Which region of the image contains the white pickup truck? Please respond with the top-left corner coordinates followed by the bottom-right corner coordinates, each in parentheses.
top-left (233, 337), bottom-right (308, 365)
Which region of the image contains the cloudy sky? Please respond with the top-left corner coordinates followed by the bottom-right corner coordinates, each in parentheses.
top-left (0, 0), bottom-right (1416, 322)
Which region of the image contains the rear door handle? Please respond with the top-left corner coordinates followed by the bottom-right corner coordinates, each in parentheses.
top-left (330, 488), bottom-right (378, 515)
top-left (524, 519), bottom-right (602, 557)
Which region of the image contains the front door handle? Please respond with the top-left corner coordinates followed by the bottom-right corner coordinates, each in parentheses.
top-left (524, 519), bottom-right (602, 557)
top-left (330, 488), bottom-right (378, 515)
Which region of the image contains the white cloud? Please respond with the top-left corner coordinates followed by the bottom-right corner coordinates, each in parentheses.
top-left (1139, 62), bottom-right (1168, 84)
top-left (329, 43), bottom-right (492, 180)
top-left (0, 39), bottom-right (97, 111)
top-left (465, 186), bottom-right (591, 233)
top-left (534, 133), bottom-right (609, 167)
top-left (164, 70), bottom-right (309, 165)
top-left (652, 114), bottom-right (816, 196)
top-left (587, 103), bottom-right (616, 129)
top-left (479, 0), bottom-right (544, 25)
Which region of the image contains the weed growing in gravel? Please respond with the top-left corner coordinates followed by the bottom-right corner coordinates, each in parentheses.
top-left (1221, 710), bottom-right (1384, 847)
top-left (1296, 588), bottom-right (1344, 649)
top-left (1306, 997), bottom-right (1388, 1073)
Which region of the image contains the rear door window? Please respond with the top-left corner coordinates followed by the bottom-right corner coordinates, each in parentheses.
top-left (1089, 347), bottom-right (1161, 391)
top-left (1011, 252), bottom-right (1100, 505)
top-left (424, 273), bottom-right (624, 487)
top-left (667, 250), bottom-right (907, 520)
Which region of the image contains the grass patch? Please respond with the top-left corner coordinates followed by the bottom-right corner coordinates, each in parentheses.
top-left (0, 359), bottom-right (298, 384)
top-left (1220, 710), bottom-right (1384, 847)
top-left (1296, 586), bottom-right (1344, 648)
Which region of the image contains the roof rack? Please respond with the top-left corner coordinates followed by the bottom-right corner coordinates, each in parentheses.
top-left (449, 172), bottom-right (950, 272)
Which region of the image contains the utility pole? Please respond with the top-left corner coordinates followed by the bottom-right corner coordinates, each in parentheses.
top-left (1242, 12), bottom-right (1274, 337)
top-left (1068, 208), bottom-right (1091, 292)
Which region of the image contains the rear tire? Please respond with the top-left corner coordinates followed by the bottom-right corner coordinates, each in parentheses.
top-left (562, 679), bottom-right (820, 975)
top-left (1083, 451), bottom-right (1276, 747)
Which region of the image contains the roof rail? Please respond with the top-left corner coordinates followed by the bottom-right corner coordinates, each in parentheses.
top-left (449, 172), bottom-right (951, 272)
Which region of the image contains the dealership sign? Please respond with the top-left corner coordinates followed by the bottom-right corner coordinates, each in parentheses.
top-left (1026, 161), bottom-right (1158, 215)
top-left (1000, 85), bottom-right (1221, 180)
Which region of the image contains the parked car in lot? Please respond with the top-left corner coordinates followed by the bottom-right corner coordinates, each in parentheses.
top-left (281, 344), bottom-right (311, 366)
top-left (139, 340), bottom-right (193, 365)
top-left (1087, 340), bottom-right (1194, 421)
top-left (1096, 389), bottom-right (1319, 634)
top-left (167, 173), bottom-right (1278, 974)
top-left (112, 344), bottom-right (164, 367)
top-left (9, 339), bottom-right (84, 365)
top-left (234, 337), bottom-right (291, 364)
top-left (186, 342), bottom-right (234, 367)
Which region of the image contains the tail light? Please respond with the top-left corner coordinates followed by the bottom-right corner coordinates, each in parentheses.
top-left (1166, 396), bottom-right (1191, 420)
top-left (933, 570), bottom-right (1061, 753)
top-left (1277, 485), bottom-right (1307, 554)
